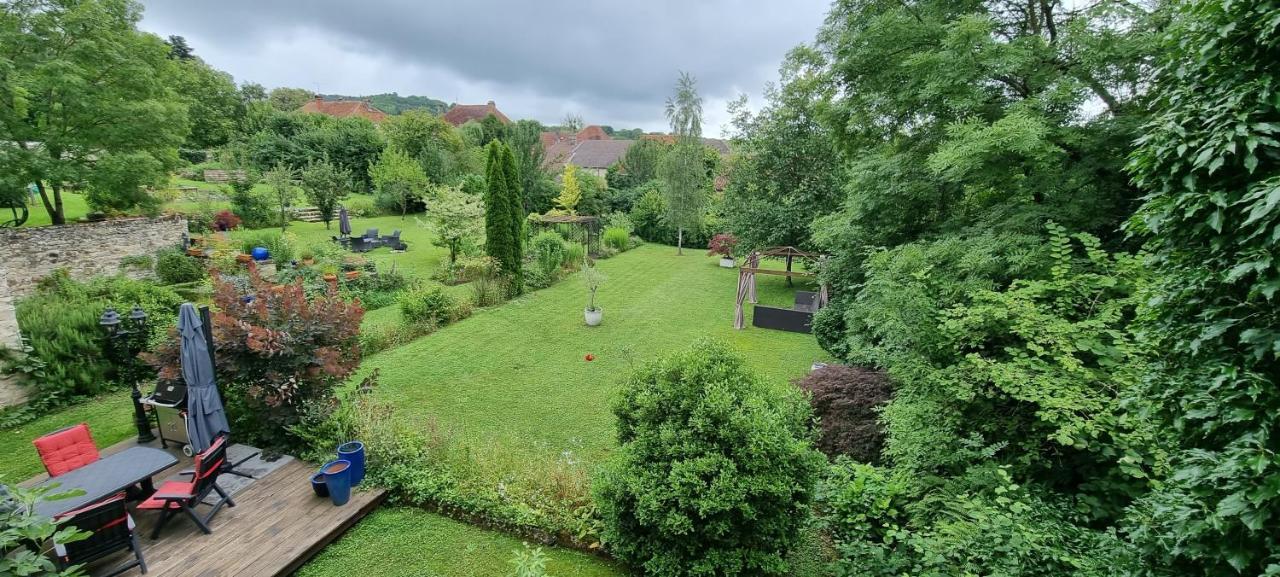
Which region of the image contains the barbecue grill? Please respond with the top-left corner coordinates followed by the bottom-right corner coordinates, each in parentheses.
top-left (142, 381), bottom-right (192, 456)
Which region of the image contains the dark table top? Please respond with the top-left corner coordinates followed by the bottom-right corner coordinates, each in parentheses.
top-left (33, 446), bottom-right (178, 518)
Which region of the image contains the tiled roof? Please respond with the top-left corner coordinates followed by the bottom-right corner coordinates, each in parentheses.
top-left (298, 98), bottom-right (388, 122)
top-left (576, 125), bottom-right (611, 141)
top-left (443, 101), bottom-right (511, 126)
top-left (567, 139), bottom-right (635, 169)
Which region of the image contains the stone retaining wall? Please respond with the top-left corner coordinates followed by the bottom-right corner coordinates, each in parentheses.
top-left (0, 215), bottom-right (187, 406)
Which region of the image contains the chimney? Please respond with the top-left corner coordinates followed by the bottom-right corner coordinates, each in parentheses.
top-left (487, 100), bottom-right (495, 106)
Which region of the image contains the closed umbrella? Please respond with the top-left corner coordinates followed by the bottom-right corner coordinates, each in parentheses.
top-left (338, 207), bottom-right (352, 237)
top-left (179, 303), bottom-right (229, 453)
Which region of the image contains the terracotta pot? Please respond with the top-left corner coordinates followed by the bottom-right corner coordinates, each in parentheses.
top-left (236, 253), bottom-right (253, 264)
top-left (187, 247), bottom-right (204, 257)
top-left (302, 258), bottom-right (315, 266)
top-left (322, 273), bottom-right (338, 282)
top-left (344, 271), bottom-right (361, 280)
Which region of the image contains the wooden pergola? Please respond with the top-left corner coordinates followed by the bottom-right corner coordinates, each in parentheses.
top-left (734, 246), bottom-right (829, 330)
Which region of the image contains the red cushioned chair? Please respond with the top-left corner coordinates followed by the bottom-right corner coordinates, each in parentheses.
top-left (33, 423), bottom-right (101, 477)
top-left (136, 435), bottom-right (234, 539)
top-left (53, 494), bottom-right (147, 576)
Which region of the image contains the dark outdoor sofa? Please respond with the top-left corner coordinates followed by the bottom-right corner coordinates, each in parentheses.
top-left (752, 291), bottom-right (818, 333)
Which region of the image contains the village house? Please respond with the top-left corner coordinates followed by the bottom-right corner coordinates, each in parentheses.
top-left (443, 100), bottom-right (511, 126)
top-left (297, 96), bottom-right (389, 123)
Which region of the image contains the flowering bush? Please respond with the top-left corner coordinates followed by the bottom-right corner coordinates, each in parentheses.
top-left (706, 233), bottom-right (738, 258)
top-left (146, 267), bottom-right (364, 453)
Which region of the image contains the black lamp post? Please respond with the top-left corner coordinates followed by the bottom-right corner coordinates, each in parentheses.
top-left (100, 305), bottom-right (156, 443)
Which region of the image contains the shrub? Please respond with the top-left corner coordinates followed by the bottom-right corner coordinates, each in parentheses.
top-left (602, 226), bottom-right (630, 252)
top-left (562, 243), bottom-right (586, 270)
top-left (344, 196), bottom-right (380, 217)
top-left (145, 268), bottom-right (364, 454)
top-left (521, 261), bottom-right (554, 291)
top-left (213, 209), bottom-right (241, 231)
top-left (400, 285), bottom-right (462, 326)
top-left (793, 365), bottom-right (892, 462)
top-left (530, 231), bottom-right (566, 277)
top-left (706, 233), bottom-right (738, 258)
top-left (467, 257), bottom-right (507, 307)
top-left (154, 249), bottom-right (207, 285)
top-left (238, 229), bottom-right (297, 263)
top-left (16, 271), bottom-right (182, 401)
top-left (226, 176), bottom-right (274, 228)
top-left (595, 338), bottom-right (826, 577)
top-left (603, 211), bottom-right (635, 235)
top-left (341, 266), bottom-right (410, 310)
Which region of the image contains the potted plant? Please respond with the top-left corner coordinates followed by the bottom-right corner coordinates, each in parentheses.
top-left (345, 270), bottom-right (361, 281)
top-left (236, 253), bottom-right (253, 264)
top-left (582, 260), bottom-right (607, 326)
top-left (321, 265), bottom-right (339, 283)
top-left (708, 233), bottom-right (739, 268)
top-left (300, 249), bottom-right (315, 267)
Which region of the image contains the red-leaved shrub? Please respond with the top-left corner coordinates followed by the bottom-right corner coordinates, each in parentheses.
top-left (146, 267), bottom-right (364, 453)
top-left (793, 364), bottom-right (892, 462)
top-left (706, 233), bottom-right (739, 258)
top-left (213, 210), bottom-right (241, 231)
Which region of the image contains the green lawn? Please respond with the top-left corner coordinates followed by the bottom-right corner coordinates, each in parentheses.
top-left (298, 508), bottom-right (625, 577)
top-left (357, 243), bottom-right (828, 460)
top-left (0, 390), bottom-right (137, 482)
top-left (242, 213), bottom-right (451, 280)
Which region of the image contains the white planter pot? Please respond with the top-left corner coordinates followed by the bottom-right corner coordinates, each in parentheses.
top-left (584, 307), bottom-right (603, 326)
top-left (719, 257), bottom-right (735, 268)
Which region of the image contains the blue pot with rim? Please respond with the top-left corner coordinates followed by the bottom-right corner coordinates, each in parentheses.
top-left (322, 460), bottom-right (352, 506)
top-left (310, 470), bottom-right (329, 498)
top-left (337, 441), bottom-right (365, 486)
top-left (251, 246), bottom-right (270, 261)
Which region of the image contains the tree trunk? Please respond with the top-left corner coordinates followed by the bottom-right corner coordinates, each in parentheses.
top-left (35, 181), bottom-right (61, 225)
top-left (677, 227), bottom-right (684, 255)
top-left (786, 255), bottom-right (794, 287)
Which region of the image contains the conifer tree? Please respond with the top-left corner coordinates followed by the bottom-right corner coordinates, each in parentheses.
top-left (501, 143), bottom-right (525, 294)
top-left (483, 142), bottom-right (514, 275)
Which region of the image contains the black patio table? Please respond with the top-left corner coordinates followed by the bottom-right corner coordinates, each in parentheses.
top-left (33, 446), bottom-right (178, 518)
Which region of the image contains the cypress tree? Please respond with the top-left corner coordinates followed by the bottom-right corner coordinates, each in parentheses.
top-left (483, 141), bottom-right (513, 274)
top-left (502, 143), bottom-right (524, 294)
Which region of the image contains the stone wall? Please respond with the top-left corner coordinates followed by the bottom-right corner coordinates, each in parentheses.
top-left (0, 215), bottom-right (187, 406)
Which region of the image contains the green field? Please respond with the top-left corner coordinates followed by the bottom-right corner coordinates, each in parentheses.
top-left (0, 390), bottom-right (136, 482)
top-left (298, 508), bottom-right (626, 577)
top-left (357, 243), bottom-right (827, 460)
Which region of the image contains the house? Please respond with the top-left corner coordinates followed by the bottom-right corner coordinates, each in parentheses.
top-left (443, 100), bottom-right (511, 126)
top-left (547, 139), bottom-right (636, 178)
top-left (298, 96), bottom-right (388, 123)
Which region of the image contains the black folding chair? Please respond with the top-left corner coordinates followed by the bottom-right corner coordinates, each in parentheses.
top-left (136, 436), bottom-right (235, 539)
top-left (54, 494), bottom-right (147, 576)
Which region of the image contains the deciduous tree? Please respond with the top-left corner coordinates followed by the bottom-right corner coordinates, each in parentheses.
top-left (369, 146), bottom-right (429, 219)
top-left (299, 158), bottom-right (353, 230)
top-left (426, 184), bottom-right (483, 265)
top-left (660, 72), bottom-right (707, 254)
top-left (263, 163), bottom-right (298, 232)
top-left (555, 165), bottom-right (582, 213)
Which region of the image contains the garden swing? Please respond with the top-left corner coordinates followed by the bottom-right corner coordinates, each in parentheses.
top-left (733, 247), bottom-right (829, 333)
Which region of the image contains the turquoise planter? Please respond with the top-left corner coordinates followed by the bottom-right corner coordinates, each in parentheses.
top-left (337, 441), bottom-right (365, 486)
top-left (322, 460), bottom-right (352, 506)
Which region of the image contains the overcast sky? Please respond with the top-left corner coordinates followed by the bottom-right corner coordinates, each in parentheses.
top-left (137, 1), bottom-right (832, 135)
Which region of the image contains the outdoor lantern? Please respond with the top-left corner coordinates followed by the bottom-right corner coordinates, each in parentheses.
top-left (99, 307), bottom-right (121, 336)
top-left (129, 305), bottom-right (147, 329)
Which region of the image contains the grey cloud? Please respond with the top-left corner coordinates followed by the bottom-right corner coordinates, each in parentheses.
top-left (138, 0), bottom-right (830, 131)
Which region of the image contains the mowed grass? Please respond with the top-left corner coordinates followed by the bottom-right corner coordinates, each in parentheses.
top-left (357, 243), bottom-right (829, 460)
top-left (0, 390), bottom-right (137, 482)
top-left (259, 213), bottom-right (451, 280)
top-left (298, 508), bottom-right (626, 577)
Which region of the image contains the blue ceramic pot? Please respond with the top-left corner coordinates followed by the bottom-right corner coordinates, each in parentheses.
top-left (337, 441), bottom-right (365, 486)
top-left (310, 470), bottom-right (329, 498)
top-left (322, 460), bottom-right (352, 506)
top-left (251, 246), bottom-right (270, 261)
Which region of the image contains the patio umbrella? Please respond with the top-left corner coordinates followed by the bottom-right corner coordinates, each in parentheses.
top-left (338, 207), bottom-right (352, 237)
top-left (178, 303), bottom-right (229, 453)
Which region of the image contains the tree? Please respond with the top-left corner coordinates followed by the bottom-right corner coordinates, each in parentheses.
top-left (165, 34), bottom-right (193, 60)
top-left (268, 87), bottom-right (314, 111)
top-left (618, 139), bottom-right (666, 186)
top-left (263, 163), bottom-right (298, 232)
top-left (240, 82), bottom-right (267, 103)
top-left (595, 339), bottom-right (824, 577)
top-left (507, 119), bottom-right (554, 213)
top-left (171, 58), bottom-right (242, 149)
top-left (369, 146), bottom-right (429, 219)
top-left (555, 164), bottom-right (582, 213)
top-left (660, 72), bottom-right (707, 254)
top-left (427, 184), bottom-right (483, 265)
top-left (478, 113), bottom-right (507, 144)
top-left (502, 143), bottom-right (524, 294)
top-left (483, 141), bottom-right (516, 276)
top-left (381, 109), bottom-right (465, 184)
top-left (299, 158), bottom-right (353, 230)
top-left (0, 0), bottom-right (189, 225)
top-left (722, 47), bottom-right (844, 253)
top-left (562, 113), bottom-right (584, 133)
top-left (1125, 1), bottom-right (1280, 573)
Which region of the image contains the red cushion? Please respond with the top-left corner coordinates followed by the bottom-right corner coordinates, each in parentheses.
top-left (136, 480), bottom-right (196, 510)
top-left (33, 423), bottom-right (100, 477)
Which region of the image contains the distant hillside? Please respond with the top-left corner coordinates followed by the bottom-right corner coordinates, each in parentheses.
top-left (319, 92), bottom-right (449, 116)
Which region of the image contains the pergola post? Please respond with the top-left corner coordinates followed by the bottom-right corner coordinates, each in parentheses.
top-left (734, 269), bottom-right (747, 329)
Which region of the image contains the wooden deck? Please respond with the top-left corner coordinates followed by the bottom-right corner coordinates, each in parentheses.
top-left (28, 437), bottom-right (384, 577)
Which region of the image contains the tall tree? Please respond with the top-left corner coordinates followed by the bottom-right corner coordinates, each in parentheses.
top-left (0, 0), bottom-right (189, 225)
top-left (1126, 1), bottom-right (1280, 574)
top-left (507, 119), bottom-right (554, 213)
top-left (171, 58), bottom-right (242, 149)
top-left (659, 72), bottom-right (707, 254)
top-left (165, 34), bottom-right (193, 60)
top-left (263, 163), bottom-right (297, 232)
top-left (369, 146), bottom-right (429, 219)
top-left (502, 143), bottom-right (524, 294)
top-left (299, 158), bottom-right (353, 230)
top-left (268, 87), bottom-right (314, 111)
top-left (722, 47), bottom-right (844, 253)
top-left (381, 109), bottom-right (465, 184)
top-left (482, 142), bottom-right (515, 277)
